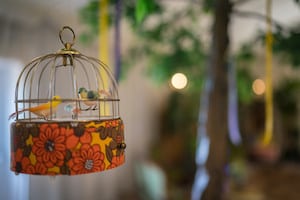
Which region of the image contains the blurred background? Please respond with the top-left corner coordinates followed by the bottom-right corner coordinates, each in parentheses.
top-left (1, 0), bottom-right (300, 199)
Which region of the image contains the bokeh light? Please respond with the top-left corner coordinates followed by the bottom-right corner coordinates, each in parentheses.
top-left (252, 79), bottom-right (265, 95)
top-left (171, 73), bottom-right (188, 90)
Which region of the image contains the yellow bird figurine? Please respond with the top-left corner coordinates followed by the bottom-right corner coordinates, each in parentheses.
top-left (9, 95), bottom-right (62, 120)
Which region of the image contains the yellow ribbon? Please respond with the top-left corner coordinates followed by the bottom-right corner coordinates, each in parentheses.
top-left (99, 0), bottom-right (109, 88)
top-left (263, 0), bottom-right (273, 145)
top-left (99, 0), bottom-right (110, 116)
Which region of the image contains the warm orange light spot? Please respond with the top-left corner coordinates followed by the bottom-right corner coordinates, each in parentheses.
top-left (252, 79), bottom-right (265, 95)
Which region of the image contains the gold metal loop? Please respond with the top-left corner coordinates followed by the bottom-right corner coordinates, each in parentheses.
top-left (59, 26), bottom-right (76, 50)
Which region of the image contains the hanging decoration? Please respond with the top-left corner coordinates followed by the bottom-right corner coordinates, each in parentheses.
top-left (228, 59), bottom-right (241, 145)
top-left (9, 26), bottom-right (126, 176)
top-left (263, 0), bottom-right (273, 145)
top-left (191, 60), bottom-right (212, 200)
top-left (114, 0), bottom-right (122, 82)
top-left (99, 0), bottom-right (110, 86)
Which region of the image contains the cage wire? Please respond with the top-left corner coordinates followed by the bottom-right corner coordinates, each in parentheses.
top-left (12, 26), bottom-right (120, 121)
top-left (9, 26), bottom-right (125, 176)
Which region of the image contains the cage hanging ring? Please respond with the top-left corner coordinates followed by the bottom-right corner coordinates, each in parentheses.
top-left (59, 26), bottom-right (76, 49)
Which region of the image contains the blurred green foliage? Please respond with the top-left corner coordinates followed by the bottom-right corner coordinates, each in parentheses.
top-left (79, 0), bottom-right (162, 42)
top-left (80, 0), bottom-right (207, 92)
top-left (275, 79), bottom-right (300, 117)
top-left (273, 30), bottom-right (300, 67)
top-left (79, 0), bottom-right (268, 104)
top-left (79, 0), bottom-right (300, 104)
top-left (135, 0), bottom-right (159, 24)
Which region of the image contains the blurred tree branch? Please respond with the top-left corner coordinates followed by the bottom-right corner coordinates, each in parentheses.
top-left (232, 9), bottom-right (288, 32)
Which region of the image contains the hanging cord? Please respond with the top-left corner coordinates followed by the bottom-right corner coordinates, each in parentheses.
top-left (99, 0), bottom-right (110, 88)
top-left (99, 0), bottom-right (110, 117)
top-left (263, 0), bottom-right (273, 145)
top-left (114, 0), bottom-right (121, 82)
top-left (191, 50), bottom-right (213, 200)
top-left (228, 58), bottom-right (242, 145)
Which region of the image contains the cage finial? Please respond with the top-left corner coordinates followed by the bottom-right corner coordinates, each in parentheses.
top-left (59, 26), bottom-right (76, 50)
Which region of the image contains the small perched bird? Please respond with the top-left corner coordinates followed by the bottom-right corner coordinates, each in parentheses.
top-left (78, 87), bottom-right (99, 110)
top-left (9, 96), bottom-right (62, 120)
top-left (78, 87), bottom-right (112, 110)
top-left (78, 87), bottom-right (99, 100)
top-left (78, 87), bottom-right (111, 99)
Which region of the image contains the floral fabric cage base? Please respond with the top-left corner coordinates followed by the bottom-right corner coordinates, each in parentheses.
top-left (10, 26), bottom-right (126, 176)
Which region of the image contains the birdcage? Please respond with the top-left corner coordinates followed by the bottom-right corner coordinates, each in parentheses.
top-left (10, 26), bottom-right (126, 176)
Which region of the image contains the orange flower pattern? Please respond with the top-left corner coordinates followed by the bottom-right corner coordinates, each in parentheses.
top-left (11, 119), bottom-right (125, 175)
top-left (66, 126), bottom-right (95, 149)
top-left (32, 124), bottom-right (66, 168)
top-left (68, 144), bottom-right (105, 175)
top-left (11, 149), bottom-right (28, 173)
top-left (107, 154), bottom-right (125, 169)
top-left (24, 162), bottom-right (48, 175)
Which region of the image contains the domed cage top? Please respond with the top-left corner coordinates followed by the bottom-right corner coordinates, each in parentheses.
top-left (11, 27), bottom-right (119, 121)
top-left (10, 26), bottom-right (125, 176)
